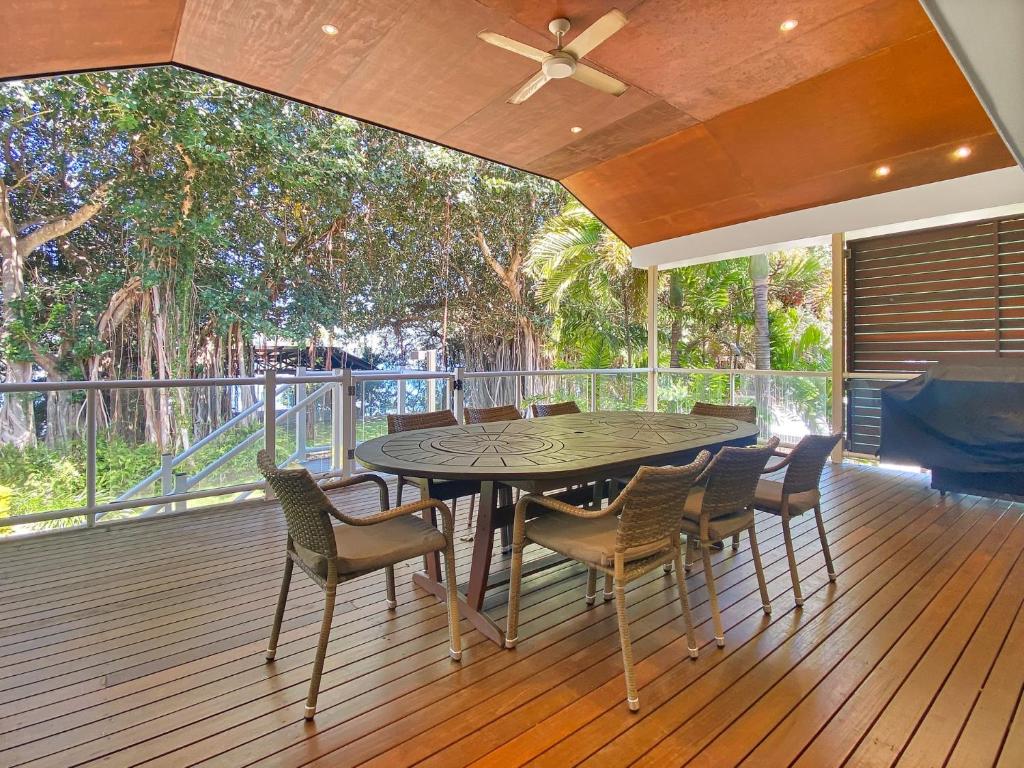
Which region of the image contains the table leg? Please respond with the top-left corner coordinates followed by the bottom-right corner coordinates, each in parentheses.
top-left (467, 481), bottom-right (497, 610)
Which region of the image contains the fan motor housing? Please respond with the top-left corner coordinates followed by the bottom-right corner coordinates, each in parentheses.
top-left (542, 51), bottom-right (577, 79)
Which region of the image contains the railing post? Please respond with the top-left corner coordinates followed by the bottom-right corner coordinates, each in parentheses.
top-left (295, 366), bottom-right (307, 464)
top-left (264, 368), bottom-right (277, 499)
top-left (173, 472), bottom-right (188, 512)
top-left (331, 368), bottom-right (343, 472)
top-left (341, 368), bottom-right (355, 478)
top-left (729, 371), bottom-right (736, 405)
top-left (426, 350), bottom-right (437, 412)
top-left (397, 378), bottom-right (406, 415)
top-left (589, 372), bottom-right (598, 412)
top-left (454, 366), bottom-right (465, 423)
top-left (646, 265), bottom-right (658, 411)
top-left (161, 453), bottom-right (174, 514)
top-left (85, 388), bottom-right (97, 527)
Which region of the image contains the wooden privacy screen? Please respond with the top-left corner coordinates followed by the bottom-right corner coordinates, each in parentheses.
top-left (845, 214), bottom-right (1024, 454)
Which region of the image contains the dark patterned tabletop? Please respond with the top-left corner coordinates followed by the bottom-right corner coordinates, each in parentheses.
top-left (355, 410), bottom-right (758, 481)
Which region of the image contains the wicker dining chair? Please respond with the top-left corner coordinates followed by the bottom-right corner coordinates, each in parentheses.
top-left (506, 452), bottom-right (711, 711)
top-left (530, 400), bottom-right (581, 417)
top-left (690, 401), bottom-right (757, 424)
top-left (680, 437), bottom-right (778, 647)
top-left (754, 433), bottom-right (842, 606)
top-left (257, 450), bottom-right (461, 719)
top-left (464, 404), bottom-right (523, 424)
top-left (462, 405), bottom-right (523, 535)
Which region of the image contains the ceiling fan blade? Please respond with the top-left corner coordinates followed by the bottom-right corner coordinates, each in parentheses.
top-left (571, 63), bottom-right (627, 96)
top-left (508, 70), bottom-right (550, 104)
top-left (477, 31), bottom-right (548, 63)
top-left (563, 9), bottom-right (627, 58)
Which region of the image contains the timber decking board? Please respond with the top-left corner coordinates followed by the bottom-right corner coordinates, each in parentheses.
top-left (1, 464), bottom-right (1022, 767)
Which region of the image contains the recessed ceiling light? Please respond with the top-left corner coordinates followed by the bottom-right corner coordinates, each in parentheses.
top-left (874, 165), bottom-right (891, 178)
top-left (780, 19), bottom-right (798, 32)
top-left (321, 23), bottom-right (339, 36)
top-left (953, 145), bottom-right (972, 159)
top-left (570, 126), bottom-right (583, 134)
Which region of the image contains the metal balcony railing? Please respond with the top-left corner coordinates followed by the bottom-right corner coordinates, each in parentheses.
top-left (0, 366), bottom-right (852, 536)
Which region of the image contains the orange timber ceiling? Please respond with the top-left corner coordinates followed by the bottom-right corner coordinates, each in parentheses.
top-left (0, 0), bottom-right (1016, 247)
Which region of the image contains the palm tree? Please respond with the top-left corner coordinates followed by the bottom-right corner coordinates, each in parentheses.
top-left (527, 201), bottom-right (646, 367)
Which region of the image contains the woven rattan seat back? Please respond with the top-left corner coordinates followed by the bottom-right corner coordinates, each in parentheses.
top-left (690, 401), bottom-right (757, 424)
top-left (699, 437), bottom-right (779, 519)
top-left (257, 450), bottom-right (337, 559)
top-left (464, 404), bottom-right (522, 424)
top-left (387, 409), bottom-right (458, 434)
top-left (615, 452), bottom-right (711, 555)
top-left (781, 433), bottom-right (843, 496)
top-left (530, 400), bottom-right (581, 418)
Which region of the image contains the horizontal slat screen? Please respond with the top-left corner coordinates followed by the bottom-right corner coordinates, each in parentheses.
top-left (845, 214), bottom-right (1024, 453)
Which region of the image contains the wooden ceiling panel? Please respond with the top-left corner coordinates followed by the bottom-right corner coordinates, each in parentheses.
top-left (322, 1), bottom-right (545, 139)
top-left (565, 29), bottom-right (1015, 246)
top-left (175, 0), bottom-right (409, 114)
top-left (531, 99), bottom-right (697, 177)
top-left (705, 32), bottom-right (997, 189)
top-left (0, 0), bottom-right (183, 79)
top-left (2, 0), bottom-right (1015, 247)
top-left (439, 75), bottom-right (657, 176)
top-left (585, 0), bottom-right (929, 121)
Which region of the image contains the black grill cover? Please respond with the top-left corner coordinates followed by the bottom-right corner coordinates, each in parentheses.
top-left (878, 359), bottom-right (1024, 496)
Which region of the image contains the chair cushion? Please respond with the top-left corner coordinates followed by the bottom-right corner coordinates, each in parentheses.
top-left (525, 513), bottom-right (669, 567)
top-left (680, 488), bottom-right (754, 541)
top-left (294, 514), bottom-right (447, 577)
top-left (753, 479), bottom-right (820, 515)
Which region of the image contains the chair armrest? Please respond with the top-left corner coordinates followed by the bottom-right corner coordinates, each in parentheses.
top-left (762, 453), bottom-right (794, 474)
top-left (335, 497), bottom-right (454, 531)
top-left (518, 493), bottom-right (616, 520)
top-left (319, 473), bottom-right (390, 513)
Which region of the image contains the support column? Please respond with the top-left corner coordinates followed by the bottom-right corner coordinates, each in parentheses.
top-left (646, 265), bottom-right (658, 411)
top-left (831, 232), bottom-right (845, 463)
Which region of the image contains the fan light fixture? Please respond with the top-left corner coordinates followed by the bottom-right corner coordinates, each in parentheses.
top-left (478, 10), bottom-right (629, 104)
top-left (953, 145), bottom-right (972, 159)
top-left (780, 19), bottom-right (798, 32)
top-left (321, 24), bottom-right (339, 36)
top-left (874, 165), bottom-right (891, 178)
top-left (570, 126), bottom-right (583, 134)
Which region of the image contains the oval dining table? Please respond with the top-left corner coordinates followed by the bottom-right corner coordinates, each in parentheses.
top-left (355, 410), bottom-right (759, 646)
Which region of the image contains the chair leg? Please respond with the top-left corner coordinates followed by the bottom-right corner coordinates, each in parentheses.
top-left (684, 535), bottom-right (694, 573)
top-left (460, 495), bottom-right (476, 543)
top-left (748, 525), bottom-right (771, 615)
top-left (500, 524), bottom-right (511, 552)
top-left (585, 568), bottom-right (598, 605)
top-left (731, 533), bottom-right (741, 551)
top-left (814, 504), bottom-right (837, 582)
top-left (664, 534), bottom-right (677, 573)
top-left (505, 523), bottom-right (526, 648)
top-left (781, 509), bottom-right (804, 606)
top-left (701, 543), bottom-right (725, 647)
top-left (396, 477), bottom-right (404, 507)
top-left (384, 565), bottom-right (397, 609)
top-left (441, 540), bottom-right (463, 661)
top-left (305, 585), bottom-right (337, 720)
top-left (603, 573), bottom-right (614, 602)
top-left (674, 551), bottom-right (698, 659)
top-left (266, 557), bottom-right (293, 660)
top-left (613, 579), bottom-right (640, 712)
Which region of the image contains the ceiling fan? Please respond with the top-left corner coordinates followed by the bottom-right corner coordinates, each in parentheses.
top-left (478, 9), bottom-right (629, 104)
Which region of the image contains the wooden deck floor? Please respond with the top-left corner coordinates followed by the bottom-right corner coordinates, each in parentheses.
top-left (2, 462), bottom-right (1024, 767)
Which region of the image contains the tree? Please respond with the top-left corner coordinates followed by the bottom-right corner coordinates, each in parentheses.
top-left (749, 252), bottom-right (771, 370)
top-left (528, 200), bottom-right (645, 367)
